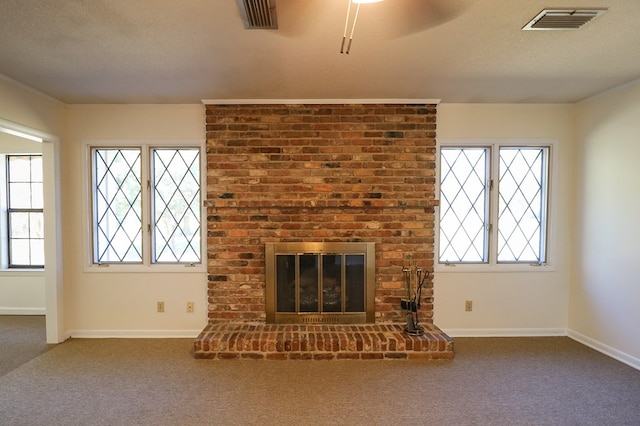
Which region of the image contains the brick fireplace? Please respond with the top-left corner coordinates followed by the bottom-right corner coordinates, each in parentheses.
top-left (194, 103), bottom-right (453, 359)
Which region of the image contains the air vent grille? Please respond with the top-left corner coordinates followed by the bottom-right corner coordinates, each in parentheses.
top-left (237, 0), bottom-right (278, 29)
top-left (523, 9), bottom-right (607, 31)
top-left (302, 316), bottom-right (341, 324)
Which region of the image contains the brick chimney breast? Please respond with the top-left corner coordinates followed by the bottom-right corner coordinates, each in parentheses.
top-left (205, 104), bottom-right (437, 324)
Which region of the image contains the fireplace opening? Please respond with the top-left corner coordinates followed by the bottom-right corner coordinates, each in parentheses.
top-left (265, 242), bottom-right (375, 324)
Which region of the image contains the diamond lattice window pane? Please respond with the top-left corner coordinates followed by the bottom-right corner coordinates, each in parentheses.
top-left (152, 149), bottom-right (201, 263)
top-left (93, 149), bottom-right (142, 263)
top-left (439, 148), bottom-right (489, 262)
top-left (498, 147), bottom-right (548, 262)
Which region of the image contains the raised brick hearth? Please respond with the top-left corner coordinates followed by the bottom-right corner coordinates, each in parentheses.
top-left (195, 102), bottom-right (453, 360)
top-left (195, 323), bottom-right (453, 360)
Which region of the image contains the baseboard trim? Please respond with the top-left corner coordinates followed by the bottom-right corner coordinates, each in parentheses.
top-left (0, 307), bottom-right (46, 315)
top-left (68, 329), bottom-right (203, 339)
top-left (62, 328), bottom-right (640, 370)
top-left (567, 329), bottom-right (640, 371)
top-left (442, 328), bottom-right (567, 338)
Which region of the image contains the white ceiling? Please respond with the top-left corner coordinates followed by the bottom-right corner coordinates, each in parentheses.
top-left (1, 0), bottom-right (639, 104)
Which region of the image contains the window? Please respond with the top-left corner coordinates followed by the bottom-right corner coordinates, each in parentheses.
top-left (90, 145), bottom-right (202, 267)
top-left (438, 143), bottom-right (550, 267)
top-left (6, 155), bottom-right (44, 268)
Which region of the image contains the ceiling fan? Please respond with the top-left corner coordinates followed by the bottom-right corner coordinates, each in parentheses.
top-left (236, 0), bottom-right (473, 51)
top-left (341, 0), bottom-right (383, 54)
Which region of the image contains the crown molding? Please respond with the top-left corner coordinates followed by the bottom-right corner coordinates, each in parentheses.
top-left (201, 98), bottom-right (441, 105)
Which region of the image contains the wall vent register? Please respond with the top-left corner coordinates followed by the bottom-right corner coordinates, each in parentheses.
top-left (522, 9), bottom-right (607, 31)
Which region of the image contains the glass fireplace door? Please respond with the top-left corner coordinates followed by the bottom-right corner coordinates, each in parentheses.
top-left (266, 242), bottom-right (374, 324)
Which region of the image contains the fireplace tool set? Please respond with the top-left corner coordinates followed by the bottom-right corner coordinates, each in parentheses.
top-left (402, 262), bottom-right (429, 336)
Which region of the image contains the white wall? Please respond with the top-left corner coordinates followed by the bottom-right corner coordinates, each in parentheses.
top-left (63, 105), bottom-right (208, 337)
top-left (3, 75), bottom-right (639, 367)
top-left (63, 103), bottom-right (578, 338)
top-left (0, 273), bottom-right (45, 314)
top-left (435, 104), bottom-right (576, 336)
top-left (0, 76), bottom-right (65, 136)
top-left (571, 82), bottom-right (640, 367)
top-left (0, 77), bottom-right (65, 343)
top-left (0, 132), bottom-right (45, 314)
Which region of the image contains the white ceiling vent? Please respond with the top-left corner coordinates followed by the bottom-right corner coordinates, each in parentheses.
top-left (523, 9), bottom-right (607, 31)
top-left (236, 0), bottom-right (278, 29)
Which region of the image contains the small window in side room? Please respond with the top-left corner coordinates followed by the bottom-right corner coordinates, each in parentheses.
top-left (6, 155), bottom-right (44, 268)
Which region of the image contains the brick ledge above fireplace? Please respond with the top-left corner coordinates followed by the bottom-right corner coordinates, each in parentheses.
top-left (194, 323), bottom-right (454, 360)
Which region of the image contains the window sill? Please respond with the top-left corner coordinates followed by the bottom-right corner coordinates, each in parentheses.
top-left (83, 264), bottom-right (207, 274)
top-left (435, 263), bottom-right (556, 273)
top-left (0, 269), bottom-right (45, 277)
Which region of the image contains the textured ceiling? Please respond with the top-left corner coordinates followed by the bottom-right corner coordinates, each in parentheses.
top-left (0, 0), bottom-right (639, 104)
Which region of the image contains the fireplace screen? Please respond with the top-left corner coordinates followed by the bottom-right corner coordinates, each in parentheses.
top-left (265, 242), bottom-right (375, 324)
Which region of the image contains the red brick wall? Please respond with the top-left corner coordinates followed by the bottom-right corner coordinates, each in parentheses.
top-left (205, 103), bottom-right (437, 324)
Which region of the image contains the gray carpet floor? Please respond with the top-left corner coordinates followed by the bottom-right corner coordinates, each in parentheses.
top-left (1, 317), bottom-right (639, 425)
top-left (0, 315), bottom-right (53, 376)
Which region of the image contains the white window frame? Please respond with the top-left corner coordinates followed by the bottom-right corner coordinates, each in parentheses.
top-left (435, 139), bottom-right (556, 273)
top-left (0, 155), bottom-right (7, 269)
top-left (83, 139), bottom-right (206, 273)
top-left (5, 154), bottom-right (44, 269)
top-left (0, 153), bottom-right (45, 275)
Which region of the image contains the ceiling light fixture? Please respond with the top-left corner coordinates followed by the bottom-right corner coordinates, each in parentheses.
top-left (340, 0), bottom-right (383, 54)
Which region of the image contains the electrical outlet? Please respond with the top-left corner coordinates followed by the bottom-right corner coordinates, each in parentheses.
top-left (465, 300), bottom-right (473, 312)
top-left (186, 302), bottom-right (194, 313)
top-left (157, 301), bottom-right (165, 313)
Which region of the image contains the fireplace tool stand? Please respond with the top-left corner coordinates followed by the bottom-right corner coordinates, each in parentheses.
top-left (402, 263), bottom-right (429, 336)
